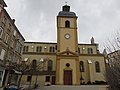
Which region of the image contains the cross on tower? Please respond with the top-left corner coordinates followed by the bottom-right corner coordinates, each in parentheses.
top-left (65, 1), bottom-right (67, 5)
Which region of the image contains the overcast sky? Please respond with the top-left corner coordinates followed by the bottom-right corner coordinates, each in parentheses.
top-left (4, 0), bottom-right (120, 52)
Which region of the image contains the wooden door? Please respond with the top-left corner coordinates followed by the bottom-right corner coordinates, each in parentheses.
top-left (64, 70), bottom-right (72, 85)
top-left (52, 76), bottom-right (56, 85)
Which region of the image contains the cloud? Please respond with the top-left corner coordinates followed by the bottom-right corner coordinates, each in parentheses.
top-left (4, 0), bottom-right (120, 52)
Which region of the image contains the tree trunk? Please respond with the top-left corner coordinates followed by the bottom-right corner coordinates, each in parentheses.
top-left (17, 74), bottom-right (23, 89)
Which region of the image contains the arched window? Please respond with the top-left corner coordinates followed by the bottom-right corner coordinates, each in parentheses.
top-left (65, 20), bottom-right (70, 28)
top-left (32, 59), bottom-right (37, 70)
top-left (48, 60), bottom-right (53, 71)
top-left (95, 61), bottom-right (100, 72)
top-left (79, 61), bottom-right (84, 72)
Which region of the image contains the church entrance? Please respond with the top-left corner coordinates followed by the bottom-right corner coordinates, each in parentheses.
top-left (64, 70), bottom-right (72, 85)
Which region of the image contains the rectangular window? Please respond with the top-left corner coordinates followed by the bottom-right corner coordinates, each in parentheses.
top-left (27, 76), bottom-right (32, 82)
top-left (36, 46), bottom-right (42, 53)
top-left (49, 47), bottom-right (55, 53)
top-left (49, 47), bottom-right (52, 52)
top-left (45, 76), bottom-right (50, 82)
top-left (0, 49), bottom-right (6, 60)
top-left (10, 39), bottom-right (14, 48)
top-left (23, 46), bottom-right (29, 52)
top-left (13, 30), bottom-right (16, 36)
top-left (2, 16), bottom-right (7, 25)
top-left (15, 42), bottom-right (19, 52)
top-left (88, 48), bottom-right (93, 54)
top-left (8, 23), bottom-right (11, 30)
top-left (4, 33), bottom-right (9, 43)
top-left (0, 27), bottom-right (3, 38)
top-left (19, 46), bottom-right (22, 53)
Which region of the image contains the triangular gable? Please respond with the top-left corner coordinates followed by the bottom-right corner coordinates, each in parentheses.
top-left (57, 49), bottom-right (78, 56)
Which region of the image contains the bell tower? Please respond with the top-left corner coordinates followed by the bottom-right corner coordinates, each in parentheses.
top-left (56, 4), bottom-right (80, 85)
top-left (57, 4), bottom-right (78, 53)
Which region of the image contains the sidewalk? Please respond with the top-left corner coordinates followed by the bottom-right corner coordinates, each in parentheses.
top-left (0, 87), bottom-right (3, 90)
top-left (32, 85), bottom-right (109, 90)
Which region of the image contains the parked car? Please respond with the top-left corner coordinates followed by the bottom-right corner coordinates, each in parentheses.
top-left (8, 85), bottom-right (17, 90)
top-left (18, 87), bottom-right (25, 90)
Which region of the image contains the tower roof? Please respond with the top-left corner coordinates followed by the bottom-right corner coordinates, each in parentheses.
top-left (58, 4), bottom-right (77, 17)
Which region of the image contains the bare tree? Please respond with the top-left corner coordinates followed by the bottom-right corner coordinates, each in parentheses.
top-left (0, 57), bottom-right (48, 89)
top-left (105, 33), bottom-right (120, 90)
top-left (12, 59), bottom-right (47, 89)
top-left (9, 61), bottom-right (32, 88)
top-left (30, 58), bottom-right (48, 89)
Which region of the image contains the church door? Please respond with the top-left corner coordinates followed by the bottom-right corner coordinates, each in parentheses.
top-left (64, 70), bottom-right (72, 85)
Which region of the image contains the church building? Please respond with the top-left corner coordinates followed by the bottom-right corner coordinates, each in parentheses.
top-left (21, 5), bottom-right (106, 86)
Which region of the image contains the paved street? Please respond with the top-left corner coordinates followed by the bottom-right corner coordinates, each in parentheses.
top-left (0, 87), bottom-right (3, 90)
top-left (33, 85), bottom-right (108, 90)
top-left (0, 85), bottom-right (109, 90)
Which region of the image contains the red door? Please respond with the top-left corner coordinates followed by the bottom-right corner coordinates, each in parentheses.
top-left (64, 70), bottom-right (72, 85)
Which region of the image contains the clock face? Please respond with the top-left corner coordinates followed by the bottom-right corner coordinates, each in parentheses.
top-left (65, 34), bottom-right (70, 39)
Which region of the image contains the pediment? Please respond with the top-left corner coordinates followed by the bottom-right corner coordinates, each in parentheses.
top-left (57, 49), bottom-right (78, 56)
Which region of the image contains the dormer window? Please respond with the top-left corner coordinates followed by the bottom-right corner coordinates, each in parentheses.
top-left (65, 20), bottom-right (70, 28)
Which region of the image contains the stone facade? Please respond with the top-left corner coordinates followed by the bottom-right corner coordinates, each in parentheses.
top-left (21, 5), bottom-right (106, 86)
top-left (22, 43), bottom-right (105, 85)
top-left (0, 0), bottom-right (25, 87)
